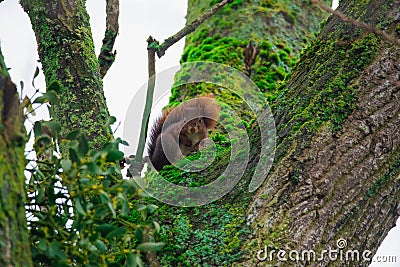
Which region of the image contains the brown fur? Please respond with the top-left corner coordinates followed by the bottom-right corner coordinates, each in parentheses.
top-left (147, 95), bottom-right (220, 171)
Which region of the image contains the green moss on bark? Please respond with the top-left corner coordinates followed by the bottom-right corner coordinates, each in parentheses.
top-left (20, 0), bottom-right (112, 149)
top-left (0, 48), bottom-right (31, 266)
top-left (135, 1), bottom-right (330, 265)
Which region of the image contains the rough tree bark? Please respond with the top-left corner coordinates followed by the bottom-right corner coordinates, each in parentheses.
top-left (243, 0), bottom-right (400, 266)
top-left (157, 0), bottom-right (399, 266)
top-left (0, 47), bottom-right (32, 266)
top-left (20, 0), bottom-right (113, 149)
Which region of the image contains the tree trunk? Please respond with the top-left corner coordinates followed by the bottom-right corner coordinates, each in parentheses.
top-left (242, 0), bottom-right (400, 266)
top-left (0, 47), bottom-right (32, 267)
top-left (151, 1), bottom-right (333, 266)
top-left (20, 0), bottom-right (113, 149)
top-left (155, 0), bottom-right (400, 266)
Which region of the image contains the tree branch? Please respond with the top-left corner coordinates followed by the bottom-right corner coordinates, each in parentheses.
top-left (312, 0), bottom-right (400, 46)
top-left (156, 0), bottom-right (233, 57)
top-left (130, 37), bottom-right (157, 175)
top-left (98, 0), bottom-right (120, 78)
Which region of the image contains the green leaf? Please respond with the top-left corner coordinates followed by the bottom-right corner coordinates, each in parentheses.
top-left (74, 199), bottom-right (86, 216)
top-left (32, 95), bottom-right (47, 104)
top-left (32, 66), bottom-right (39, 87)
top-left (87, 162), bottom-right (100, 174)
top-left (61, 159), bottom-right (72, 172)
top-left (97, 224), bottom-right (116, 236)
top-left (94, 207), bottom-right (108, 219)
top-left (135, 228), bottom-right (144, 243)
top-left (106, 226), bottom-right (127, 240)
top-left (106, 150), bottom-right (124, 162)
top-left (33, 91), bottom-right (60, 105)
top-left (120, 140), bottom-right (129, 146)
top-left (78, 134), bottom-right (89, 156)
top-left (95, 240), bottom-right (107, 253)
top-left (99, 191), bottom-right (110, 204)
top-left (38, 238), bottom-right (47, 251)
top-left (153, 221), bottom-right (161, 233)
top-left (125, 253), bottom-right (137, 267)
top-left (107, 201), bottom-right (116, 218)
top-left (146, 204), bottom-right (158, 214)
top-left (108, 116), bottom-right (117, 125)
top-left (42, 121), bottom-right (61, 137)
top-left (118, 193), bottom-right (130, 215)
top-left (136, 242), bottom-right (165, 252)
top-left (45, 90), bottom-right (60, 105)
top-left (35, 136), bottom-right (51, 147)
top-left (33, 121), bottom-right (42, 138)
top-left (36, 188), bottom-right (45, 204)
top-left (133, 204), bottom-right (146, 211)
top-left (47, 80), bottom-right (61, 94)
top-left (69, 148), bottom-right (79, 163)
top-left (48, 241), bottom-right (61, 258)
top-left (66, 130), bottom-right (80, 140)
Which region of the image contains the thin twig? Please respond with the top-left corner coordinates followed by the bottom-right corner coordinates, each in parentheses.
top-left (131, 37), bottom-right (157, 175)
top-left (98, 0), bottom-right (120, 78)
top-left (156, 0), bottom-right (233, 57)
top-left (312, 0), bottom-right (400, 46)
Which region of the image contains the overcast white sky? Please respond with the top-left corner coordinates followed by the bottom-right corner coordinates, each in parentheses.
top-left (0, 0), bottom-right (398, 266)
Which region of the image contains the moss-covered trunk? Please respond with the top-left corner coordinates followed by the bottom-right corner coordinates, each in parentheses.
top-left (148, 1), bottom-right (332, 266)
top-left (0, 47), bottom-right (32, 266)
top-left (242, 0), bottom-right (400, 266)
top-left (20, 0), bottom-right (112, 149)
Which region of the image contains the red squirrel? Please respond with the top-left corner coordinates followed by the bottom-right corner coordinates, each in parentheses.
top-left (147, 95), bottom-right (220, 171)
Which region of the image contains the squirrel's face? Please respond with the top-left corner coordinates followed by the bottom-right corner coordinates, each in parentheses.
top-left (183, 118), bottom-right (204, 135)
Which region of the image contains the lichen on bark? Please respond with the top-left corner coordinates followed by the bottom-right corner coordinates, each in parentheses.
top-left (20, 0), bottom-right (113, 149)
